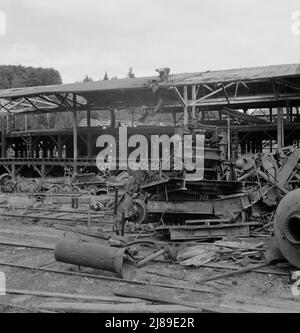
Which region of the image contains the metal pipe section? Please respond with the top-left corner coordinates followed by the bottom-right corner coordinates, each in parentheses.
top-left (55, 240), bottom-right (126, 277)
top-left (274, 189), bottom-right (300, 268)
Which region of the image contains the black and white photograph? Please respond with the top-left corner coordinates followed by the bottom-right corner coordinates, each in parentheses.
top-left (0, 0), bottom-right (300, 316)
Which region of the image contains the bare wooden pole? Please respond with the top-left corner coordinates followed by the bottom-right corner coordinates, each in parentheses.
top-left (72, 94), bottom-right (78, 175)
top-left (1, 116), bottom-right (6, 158)
top-left (192, 85), bottom-right (196, 121)
top-left (87, 108), bottom-right (92, 158)
top-left (183, 86), bottom-right (188, 127)
top-left (47, 113), bottom-right (50, 128)
top-left (277, 107), bottom-right (284, 149)
top-left (57, 135), bottom-right (62, 159)
top-left (24, 114), bottom-right (28, 131)
top-left (227, 117), bottom-right (231, 159)
top-left (130, 108), bottom-right (134, 127)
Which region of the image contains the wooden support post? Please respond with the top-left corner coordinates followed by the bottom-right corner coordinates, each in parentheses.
top-left (287, 101), bottom-right (291, 123)
top-left (192, 85), bottom-right (196, 121)
top-left (41, 165), bottom-right (46, 178)
top-left (87, 109), bottom-right (92, 158)
top-left (290, 106), bottom-right (293, 123)
top-left (1, 116), bottom-right (7, 158)
top-left (58, 135), bottom-right (62, 159)
top-left (269, 108), bottom-right (273, 123)
top-left (35, 143), bottom-right (40, 159)
top-left (47, 113), bottom-right (50, 129)
top-left (73, 95), bottom-right (78, 175)
top-left (183, 86), bottom-right (188, 127)
top-left (110, 109), bottom-right (116, 128)
top-left (227, 117), bottom-right (231, 159)
top-left (130, 108), bottom-right (134, 127)
top-left (11, 164), bottom-right (16, 178)
top-left (24, 114), bottom-right (28, 131)
top-left (172, 112), bottom-right (177, 126)
top-left (277, 107), bottom-right (284, 149)
top-left (270, 139), bottom-right (273, 153)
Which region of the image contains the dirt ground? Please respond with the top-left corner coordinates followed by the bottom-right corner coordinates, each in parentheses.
top-left (0, 197), bottom-right (299, 313)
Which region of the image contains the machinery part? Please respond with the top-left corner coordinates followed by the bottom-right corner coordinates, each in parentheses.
top-left (61, 184), bottom-right (72, 192)
top-left (136, 246), bottom-right (178, 268)
top-left (132, 198), bottom-right (148, 224)
top-left (89, 202), bottom-right (105, 212)
top-left (156, 223), bottom-right (252, 241)
top-left (116, 194), bottom-right (148, 225)
top-left (136, 248), bottom-right (166, 268)
top-left (0, 173), bottom-right (12, 188)
top-left (274, 189), bottom-right (300, 268)
top-left (27, 180), bottom-right (39, 192)
top-left (4, 180), bottom-right (15, 193)
top-left (48, 184), bottom-right (61, 193)
top-left (86, 185), bottom-right (98, 195)
top-left (15, 180), bottom-right (28, 192)
top-left (35, 195), bottom-right (45, 203)
top-left (54, 239), bottom-right (126, 277)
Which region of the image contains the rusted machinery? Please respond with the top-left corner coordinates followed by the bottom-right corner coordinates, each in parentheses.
top-left (236, 146), bottom-right (300, 208)
top-left (273, 189), bottom-right (300, 268)
top-left (114, 126), bottom-right (258, 240)
top-left (114, 138), bottom-right (300, 241)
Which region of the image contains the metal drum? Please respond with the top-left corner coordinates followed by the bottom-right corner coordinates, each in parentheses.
top-left (274, 189), bottom-right (300, 268)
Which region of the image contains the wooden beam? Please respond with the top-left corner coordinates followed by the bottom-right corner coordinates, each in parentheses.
top-left (277, 107), bottom-right (284, 148)
top-left (1, 116), bottom-right (6, 158)
top-left (222, 107), bottom-right (268, 124)
top-left (183, 86), bottom-right (188, 126)
top-left (6, 288), bottom-right (142, 304)
top-left (72, 95), bottom-right (78, 175)
top-left (192, 82), bottom-right (236, 106)
top-left (192, 85), bottom-right (196, 120)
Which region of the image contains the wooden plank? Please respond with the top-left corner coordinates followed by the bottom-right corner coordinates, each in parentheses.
top-left (5, 288), bottom-right (142, 304)
top-left (36, 302), bottom-right (202, 313)
top-left (202, 262), bottom-right (290, 276)
top-left (277, 148), bottom-right (300, 187)
top-left (222, 107), bottom-right (268, 124)
top-left (0, 238), bottom-right (55, 250)
top-left (219, 294), bottom-right (300, 313)
top-left (147, 200), bottom-right (213, 214)
top-left (0, 213), bottom-right (90, 224)
top-left (185, 219), bottom-right (231, 225)
top-left (0, 261), bottom-right (220, 295)
top-left (114, 290), bottom-right (205, 310)
top-left (168, 225), bottom-right (251, 241)
top-left (0, 302), bottom-right (54, 313)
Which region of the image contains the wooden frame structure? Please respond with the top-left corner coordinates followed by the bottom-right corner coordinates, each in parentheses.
top-left (0, 63), bottom-right (300, 178)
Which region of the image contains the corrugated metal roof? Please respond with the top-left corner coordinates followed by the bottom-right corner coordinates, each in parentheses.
top-left (1, 63), bottom-right (300, 99)
top-left (166, 63), bottom-right (300, 86)
top-left (0, 75), bottom-right (158, 99)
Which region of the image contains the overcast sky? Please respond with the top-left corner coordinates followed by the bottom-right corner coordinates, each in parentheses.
top-left (0, 0), bottom-right (300, 83)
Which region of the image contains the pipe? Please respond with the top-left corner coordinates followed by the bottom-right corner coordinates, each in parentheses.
top-left (55, 239), bottom-right (126, 277)
top-left (274, 189), bottom-right (300, 268)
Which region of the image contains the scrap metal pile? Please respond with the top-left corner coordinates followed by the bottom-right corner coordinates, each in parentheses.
top-left (115, 142), bottom-right (300, 242)
top-left (236, 146), bottom-right (300, 208)
top-left (0, 171), bottom-right (134, 197)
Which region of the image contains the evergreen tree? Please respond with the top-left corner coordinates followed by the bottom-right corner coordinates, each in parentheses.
top-left (128, 67), bottom-right (135, 78)
top-left (103, 72), bottom-right (109, 80)
top-left (82, 74), bottom-right (93, 82)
